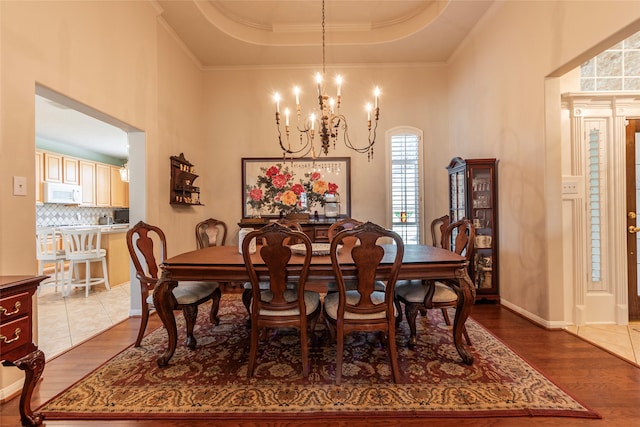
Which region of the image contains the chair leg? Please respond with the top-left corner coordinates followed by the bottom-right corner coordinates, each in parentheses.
top-left (241, 289), bottom-right (252, 315)
top-left (135, 307), bottom-right (150, 347)
top-left (300, 319), bottom-right (309, 377)
top-left (463, 326), bottom-right (472, 346)
top-left (335, 329), bottom-right (344, 385)
top-left (247, 317), bottom-right (260, 377)
top-left (441, 308), bottom-right (452, 325)
top-left (85, 261), bottom-right (91, 298)
top-left (387, 323), bottom-right (400, 383)
top-left (209, 288), bottom-right (221, 325)
top-left (64, 261), bottom-right (74, 297)
top-left (101, 257), bottom-right (110, 291)
top-left (394, 298), bottom-right (403, 326)
top-left (404, 302), bottom-right (420, 347)
top-left (37, 262), bottom-right (44, 296)
top-left (182, 305), bottom-right (198, 350)
top-left (324, 313), bottom-right (336, 340)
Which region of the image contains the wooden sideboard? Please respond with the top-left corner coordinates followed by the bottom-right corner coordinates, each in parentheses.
top-left (238, 218), bottom-right (344, 242)
top-left (1, 275), bottom-right (47, 426)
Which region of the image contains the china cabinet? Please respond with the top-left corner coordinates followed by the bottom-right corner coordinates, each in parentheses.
top-left (170, 153), bottom-right (203, 206)
top-left (447, 157), bottom-right (499, 302)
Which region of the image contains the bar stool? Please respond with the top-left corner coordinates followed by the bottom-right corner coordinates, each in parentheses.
top-left (60, 227), bottom-right (110, 297)
top-left (35, 227), bottom-right (67, 295)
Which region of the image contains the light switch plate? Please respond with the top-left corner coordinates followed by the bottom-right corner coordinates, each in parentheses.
top-left (13, 176), bottom-right (27, 196)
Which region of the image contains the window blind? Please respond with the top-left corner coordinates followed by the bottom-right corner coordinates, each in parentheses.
top-left (391, 134), bottom-right (420, 244)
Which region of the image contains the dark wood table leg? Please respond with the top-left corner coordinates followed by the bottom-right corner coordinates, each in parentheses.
top-left (152, 272), bottom-right (178, 367)
top-left (452, 269), bottom-right (475, 365)
top-left (13, 349), bottom-right (45, 426)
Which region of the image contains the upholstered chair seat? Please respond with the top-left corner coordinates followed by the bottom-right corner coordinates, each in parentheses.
top-left (252, 290), bottom-right (320, 317)
top-left (395, 281), bottom-right (457, 305)
top-left (324, 290), bottom-right (397, 320)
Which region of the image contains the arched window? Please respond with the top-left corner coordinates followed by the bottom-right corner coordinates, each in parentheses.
top-left (387, 127), bottom-right (423, 244)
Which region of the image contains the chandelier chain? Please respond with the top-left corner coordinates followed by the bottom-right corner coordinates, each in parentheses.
top-left (321, 0), bottom-right (326, 78)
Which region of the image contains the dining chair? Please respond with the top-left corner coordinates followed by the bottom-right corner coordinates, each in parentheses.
top-left (323, 221), bottom-right (404, 384)
top-left (241, 220), bottom-right (301, 314)
top-left (394, 218), bottom-right (474, 347)
top-left (242, 222), bottom-right (321, 378)
top-left (325, 218), bottom-right (386, 293)
top-left (127, 221), bottom-right (221, 348)
top-left (430, 214), bottom-right (450, 248)
top-left (60, 227), bottom-right (110, 298)
top-left (35, 227), bottom-right (67, 295)
top-left (195, 217), bottom-right (228, 249)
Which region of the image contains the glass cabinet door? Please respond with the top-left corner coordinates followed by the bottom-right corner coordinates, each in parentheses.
top-left (447, 157), bottom-right (499, 302)
top-left (469, 166), bottom-right (495, 290)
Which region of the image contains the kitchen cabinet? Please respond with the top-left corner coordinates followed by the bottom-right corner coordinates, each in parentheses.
top-left (79, 160), bottom-right (96, 205)
top-left (42, 153), bottom-right (78, 184)
top-left (109, 166), bottom-right (128, 208)
top-left (43, 152), bottom-right (62, 182)
top-left (35, 152), bottom-right (43, 204)
top-left (446, 157), bottom-right (499, 302)
top-left (95, 163), bottom-right (111, 207)
top-left (62, 157), bottom-right (79, 185)
top-left (37, 150), bottom-right (128, 208)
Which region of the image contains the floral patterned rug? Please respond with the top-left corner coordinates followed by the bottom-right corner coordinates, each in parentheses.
top-left (38, 294), bottom-right (598, 421)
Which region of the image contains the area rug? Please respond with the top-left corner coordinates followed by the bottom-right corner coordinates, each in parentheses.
top-left (38, 294), bottom-right (599, 421)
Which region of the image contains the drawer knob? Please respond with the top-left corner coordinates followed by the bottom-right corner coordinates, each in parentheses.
top-left (0, 301), bottom-right (21, 316)
top-left (0, 327), bottom-right (21, 344)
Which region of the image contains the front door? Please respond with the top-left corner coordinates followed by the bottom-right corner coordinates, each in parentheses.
top-left (626, 119), bottom-right (640, 320)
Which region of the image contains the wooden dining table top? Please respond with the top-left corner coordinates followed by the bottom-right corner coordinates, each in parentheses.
top-left (160, 244), bottom-right (469, 283)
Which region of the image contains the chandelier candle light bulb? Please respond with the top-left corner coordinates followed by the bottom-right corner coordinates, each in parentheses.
top-left (272, 0), bottom-right (380, 161)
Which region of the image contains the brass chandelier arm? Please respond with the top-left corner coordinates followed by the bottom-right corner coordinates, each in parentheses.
top-left (273, 0), bottom-right (380, 161)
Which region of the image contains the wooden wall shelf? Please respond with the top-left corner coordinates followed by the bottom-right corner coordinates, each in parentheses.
top-left (170, 153), bottom-right (203, 206)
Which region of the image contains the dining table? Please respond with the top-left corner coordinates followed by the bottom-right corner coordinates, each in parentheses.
top-left (153, 244), bottom-right (475, 367)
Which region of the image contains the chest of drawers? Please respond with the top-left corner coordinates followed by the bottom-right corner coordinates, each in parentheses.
top-left (1, 275), bottom-right (47, 426)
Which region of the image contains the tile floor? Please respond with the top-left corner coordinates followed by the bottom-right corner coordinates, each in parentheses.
top-left (36, 283), bottom-right (640, 366)
top-left (36, 281), bottom-right (131, 358)
top-left (565, 322), bottom-right (640, 365)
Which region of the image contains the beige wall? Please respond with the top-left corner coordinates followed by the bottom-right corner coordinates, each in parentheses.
top-left (447, 1), bottom-right (640, 322)
top-left (201, 65), bottom-right (450, 243)
top-left (0, 0), bottom-right (203, 397)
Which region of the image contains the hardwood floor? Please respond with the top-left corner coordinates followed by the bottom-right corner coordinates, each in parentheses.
top-left (2, 302), bottom-right (640, 426)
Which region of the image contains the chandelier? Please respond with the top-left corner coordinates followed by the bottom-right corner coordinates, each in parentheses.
top-left (273, 0), bottom-right (380, 161)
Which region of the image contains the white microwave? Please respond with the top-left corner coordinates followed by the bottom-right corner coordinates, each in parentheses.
top-left (43, 182), bottom-right (82, 204)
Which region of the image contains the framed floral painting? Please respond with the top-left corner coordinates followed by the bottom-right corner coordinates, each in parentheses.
top-left (241, 157), bottom-right (351, 219)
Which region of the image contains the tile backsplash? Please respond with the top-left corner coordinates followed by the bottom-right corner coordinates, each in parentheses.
top-left (36, 204), bottom-right (117, 227)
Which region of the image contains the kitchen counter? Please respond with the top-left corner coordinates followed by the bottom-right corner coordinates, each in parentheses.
top-left (99, 224), bottom-right (130, 234)
top-left (53, 224), bottom-right (129, 234)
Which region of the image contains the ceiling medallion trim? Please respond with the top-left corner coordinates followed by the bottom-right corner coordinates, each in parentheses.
top-left (197, 0), bottom-right (450, 47)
